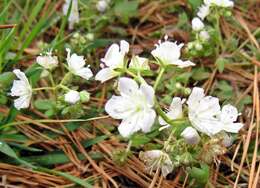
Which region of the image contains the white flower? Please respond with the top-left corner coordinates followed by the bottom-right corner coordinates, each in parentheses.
top-left (64, 90), bottom-right (80, 104)
top-left (36, 52), bottom-right (58, 70)
top-left (10, 69), bottom-right (32, 110)
top-left (36, 51), bottom-right (58, 78)
top-left (197, 4), bottom-right (210, 20)
top-left (66, 48), bottom-right (93, 80)
top-left (140, 150), bottom-right (173, 177)
top-left (129, 55), bottom-right (150, 70)
top-left (95, 40), bottom-right (129, 83)
top-left (151, 37), bottom-right (195, 68)
top-left (96, 0), bottom-right (108, 12)
top-left (218, 104), bottom-right (243, 133)
top-left (187, 87), bottom-right (222, 136)
top-left (192, 17), bottom-right (205, 31)
top-left (159, 97), bottom-right (183, 129)
top-left (204, 0), bottom-right (234, 8)
top-left (63, 0), bottom-right (79, 30)
top-left (199, 30), bottom-right (210, 41)
top-left (105, 77), bottom-right (156, 137)
top-left (181, 127), bottom-right (200, 145)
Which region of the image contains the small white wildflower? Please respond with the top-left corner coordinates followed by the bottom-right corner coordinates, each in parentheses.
top-left (36, 52), bottom-right (58, 70)
top-left (187, 87), bottom-right (222, 136)
top-left (105, 77), bottom-right (156, 137)
top-left (159, 97), bottom-right (183, 130)
top-left (192, 17), bottom-right (205, 31)
top-left (197, 4), bottom-right (210, 20)
top-left (181, 127), bottom-right (201, 145)
top-left (218, 104), bottom-right (243, 133)
top-left (140, 150), bottom-right (173, 177)
top-left (66, 48), bottom-right (93, 80)
top-left (204, 0), bottom-right (234, 8)
top-left (129, 55), bottom-right (150, 71)
top-left (199, 30), bottom-right (210, 41)
top-left (10, 69), bottom-right (32, 110)
top-left (62, 0), bottom-right (79, 30)
top-left (95, 40), bottom-right (129, 83)
top-left (36, 51), bottom-right (58, 77)
top-left (151, 36), bottom-right (195, 68)
top-left (96, 0), bottom-right (109, 13)
top-left (64, 90), bottom-right (80, 104)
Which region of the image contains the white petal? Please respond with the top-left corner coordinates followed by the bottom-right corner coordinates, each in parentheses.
top-left (13, 69), bottom-right (30, 85)
top-left (68, 54), bottom-right (85, 71)
top-left (120, 40), bottom-right (129, 54)
top-left (169, 97), bottom-right (182, 115)
top-left (139, 109), bottom-right (156, 133)
top-left (118, 77), bottom-right (139, 96)
top-left (105, 95), bottom-right (135, 119)
top-left (95, 68), bottom-right (118, 83)
top-left (187, 87), bottom-right (205, 109)
top-left (174, 60), bottom-right (195, 68)
top-left (220, 104), bottom-right (238, 123)
top-left (198, 96), bottom-right (221, 117)
top-left (14, 95), bottom-right (31, 110)
top-left (140, 83), bottom-right (155, 106)
top-left (118, 114), bottom-right (140, 137)
top-left (222, 123), bottom-right (243, 133)
top-left (189, 114), bottom-right (222, 136)
top-left (75, 67), bottom-right (93, 80)
top-left (10, 80), bottom-right (28, 96)
top-left (101, 43), bottom-right (122, 68)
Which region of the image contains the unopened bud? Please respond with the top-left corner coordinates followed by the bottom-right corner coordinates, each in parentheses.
top-left (181, 127), bottom-right (200, 145)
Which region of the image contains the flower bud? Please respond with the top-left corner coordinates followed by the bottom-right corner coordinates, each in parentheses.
top-left (195, 43), bottom-right (203, 50)
top-left (181, 127), bottom-right (200, 145)
top-left (80, 90), bottom-right (90, 102)
top-left (175, 82), bottom-right (182, 89)
top-left (199, 30), bottom-right (210, 41)
top-left (65, 90), bottom-right (80, 104)
top-left (184, 88), bottom-right (191, 96)
top-left (192, 17), bottom-right (204, 31)
top-left (96, 0), bottom-right (108, 12)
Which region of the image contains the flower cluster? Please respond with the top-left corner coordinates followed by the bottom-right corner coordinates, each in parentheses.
top-left (187, 0), bottom-right (234, 56)
top-left (8, 0), bottom-right (242, 178)
top-left (98, 38), bottom-right (242, 177)
top-left (10, 48), bottom-right (92, 110)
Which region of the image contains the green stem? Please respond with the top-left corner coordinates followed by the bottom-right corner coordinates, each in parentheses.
top-left (0, 116), bottom-right (110, 130)
top-left (58, 84), bottom-right (70, 91)
top-left (32, 87), bottom-right (55, 91)
top-left (60, 72), bottom-right (71, 85)
top-left (215, 14), bottom-right (224, 54)
top-left (153, 67), bottom-right (165, 90)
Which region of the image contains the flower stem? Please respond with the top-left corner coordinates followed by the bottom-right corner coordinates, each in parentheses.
top-left (60, 72), bottom-right (72, 85)
top-left (153, 67), bottom-right (165, 90)
top-left (215, 14), bottom-right (224, 54)
top-left (32, 87), bottom-right (56, 91)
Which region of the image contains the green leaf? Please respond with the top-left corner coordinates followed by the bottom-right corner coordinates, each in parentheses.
top-left (189, 163), bottom-right (209, 184)
top-left (34, 99), bottom-right (55, 110)
top-left (0, 71), bottom-right (15, 89)
top-left (187, 0), bottom-right (202, 11)
top-left (0, 141), bottom-right (18, 159)
top-left (114, 0), bottom-right (138, 24)
top-left (216, 57), bottom-right (229, 73)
